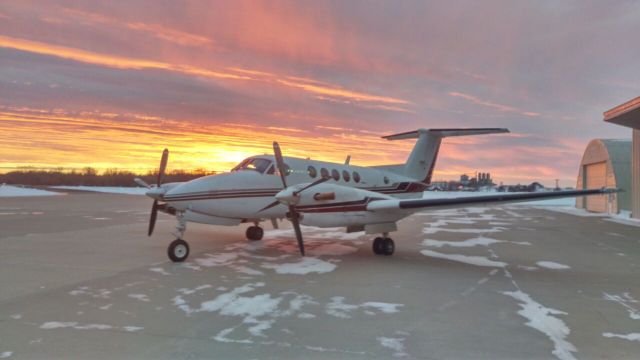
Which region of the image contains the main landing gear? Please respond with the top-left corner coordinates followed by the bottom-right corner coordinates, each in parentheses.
top-left (168, 212), bottom-right (189, 262)
top-left (372, 235), bottom-right (395, 256)
top-left (246, 225), bottom-right (264, 241)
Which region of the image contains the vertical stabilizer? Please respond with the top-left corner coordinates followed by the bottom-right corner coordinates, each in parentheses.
top-left (382, 128), bottom-right (509, 183)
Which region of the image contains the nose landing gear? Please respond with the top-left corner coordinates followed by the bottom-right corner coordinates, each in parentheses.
top-left (168, 211), bottom-right (189, 262)
top-left (168, 238), bottom-right (189, 262)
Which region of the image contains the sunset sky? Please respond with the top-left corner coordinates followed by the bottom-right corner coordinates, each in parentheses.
top-left (1, 1), bottom-right (639, 186)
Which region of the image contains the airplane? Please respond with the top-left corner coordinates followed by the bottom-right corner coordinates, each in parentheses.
top-left (134, 128), bottom-right (616, 262)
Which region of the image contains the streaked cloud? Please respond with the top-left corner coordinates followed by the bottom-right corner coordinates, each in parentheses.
top-left (449, 92), bottom-right (540, 117)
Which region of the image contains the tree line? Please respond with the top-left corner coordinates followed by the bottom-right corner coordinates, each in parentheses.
top-left (0, 168), bottom-right (217, 187)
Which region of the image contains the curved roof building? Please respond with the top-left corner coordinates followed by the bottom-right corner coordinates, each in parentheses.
top-left (576, 139), bottom-right (631, 213)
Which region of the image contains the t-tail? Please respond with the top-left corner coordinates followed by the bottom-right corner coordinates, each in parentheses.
top-left (382, 128), bottom-right (509, 184)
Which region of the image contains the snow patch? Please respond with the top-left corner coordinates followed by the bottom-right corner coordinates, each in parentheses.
top-left (326, 297), bottom-right (403, 318)
top-left (377, 337), bottom-right (408, 358)
top-left (421, 250), bottom-right (507, 268)
top-left (602, 332), bottom-right (640, 342)
top-left (128, 294), bottom-right (150, 302)
top-left (536, 261), bottom-right (571, 270)
top-left (423, 226), bottom-right (506, 235)
top-left (502, 290), bottom-right (577, 360)
top-left (51, 186), bottom-right (147, 195)
top-left (177, 284), bottom-right (212, 295)
top-left (0, 184), bottom-right (60, 197)
top-left (41, 322), bottom-right (112, 330)
top-left (603, 293), bottom-right (640, 320)
top-left (261, 257), bottom-right (336, 275)
top-left (149, 267), bottom-right (171, 276)
top-left (123, 326), bottom-right (144, 332)
top-left (0, 352), bottom-right (12, 359)
top-left (422, 236), bottom-right (504, 248)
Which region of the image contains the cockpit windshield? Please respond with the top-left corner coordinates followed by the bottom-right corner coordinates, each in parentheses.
top-left (232, 157), bottom-right (273, 174)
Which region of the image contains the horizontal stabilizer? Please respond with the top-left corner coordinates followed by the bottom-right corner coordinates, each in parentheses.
top-left (382, 128), bottom-right (509, 141)
top-left (380, 127), bottom-right (509, 183)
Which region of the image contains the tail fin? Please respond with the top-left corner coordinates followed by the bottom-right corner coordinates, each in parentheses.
top-left (383, 128), bottom-right (509, 184)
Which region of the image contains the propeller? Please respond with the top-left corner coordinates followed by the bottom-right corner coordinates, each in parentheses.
top-left (262, 142), bottom-right (330, 256)
top-left (145, 149), bottom-right (169, 236)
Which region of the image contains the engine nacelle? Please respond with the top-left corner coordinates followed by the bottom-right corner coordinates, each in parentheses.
top-left (292, 183), bottom-right (403, 227)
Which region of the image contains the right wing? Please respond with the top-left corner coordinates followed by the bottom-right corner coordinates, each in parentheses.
top-left (367, 188), bottom-right (618, 213)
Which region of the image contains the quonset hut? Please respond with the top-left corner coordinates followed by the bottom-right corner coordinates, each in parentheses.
top-left (576, 139), bottom-right (631, 214)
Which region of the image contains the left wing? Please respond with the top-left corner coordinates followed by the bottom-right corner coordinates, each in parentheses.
top-left (367, 188), bottom-right (617, 213)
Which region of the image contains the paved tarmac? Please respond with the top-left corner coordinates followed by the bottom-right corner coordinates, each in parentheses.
top-left (1, 192), bottom-right (639, 359)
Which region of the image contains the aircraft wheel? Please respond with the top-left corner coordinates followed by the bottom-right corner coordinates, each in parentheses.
top-left (381, 238), bottom-right (395, 256)
top-left (372, 237), bottom-right (385, 255)
top-left (246, 226), bottom-right (264, 241)
top-left (168, 239), bottom-right (189, 262)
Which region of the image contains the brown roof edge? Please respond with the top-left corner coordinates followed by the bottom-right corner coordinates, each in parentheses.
top-left (604, 96), bottom-right (640, 121)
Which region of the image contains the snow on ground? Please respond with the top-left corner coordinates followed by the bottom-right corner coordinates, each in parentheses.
top-left (50, 186), bottom-right (148, 195)
top-left (40, 321), bottom-right (142, 332)
top-left (602, 333), bottom-right (640, 342)
top-left (0, 352), bottom-right (12, 359)
top-left (325, 297), bottom-right (403, 318)
top-left (0, 184), bottom-right (61, 197)
top-left (536, 261), bottom-right (571, 270)
top-left (423, 236), bottom-right (505, 248)
top-left (420, 250), bottom-right (507, 268)
top-left (377, 336), bottom-right (408, 358)
top-left (423, 226), bottom-right (506, 235)
top-left (260, 257), bottom-right (336, 275)
top-left (502, 290), bottom-right (577, 360)
top-left (603, 293), bottom-right (640, 320)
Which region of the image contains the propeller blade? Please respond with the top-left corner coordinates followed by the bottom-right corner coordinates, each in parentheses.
top-left (272, 142), bottom-right (288, 188)
top-left (148, 200), bottom-right (158, 236)
top-left (293, 176), bottom-right (330, 196)
top-left (258, 200), bottom-right (281, 212)
top-left (157, 148), bottom-right (169, 186)
top-left (134, 177), bottom-right (151, 189)
top-left (289, 205), bottom-right (305, 256)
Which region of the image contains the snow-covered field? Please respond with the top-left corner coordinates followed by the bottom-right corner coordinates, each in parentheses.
top-left (0, 184), bottom-right (61, 197)
top-left (50, 186), bottom-right (148, 195)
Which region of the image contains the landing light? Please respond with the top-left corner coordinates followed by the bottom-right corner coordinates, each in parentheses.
top-left (313, 192), bottom-right (336, 201)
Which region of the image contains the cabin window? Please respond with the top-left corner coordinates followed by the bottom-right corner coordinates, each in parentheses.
top-left (320, 168), bottom-right (329, 179)
top-left (383, 176), bottom-right (390, 184)
top-left (308, 166), bottom-right (317, 178)
top-left (353, 171), bottom-right (361, 183)
top-left (342, 170), bottom-right (350, 182)
top-left (267, 164), bottom-right (275, 174)
top-left (232, 158), bottom-right (272, 174)
top-left (331, 169), bottom-right (340, 181)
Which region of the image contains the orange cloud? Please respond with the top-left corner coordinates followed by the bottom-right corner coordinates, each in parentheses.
top-left (60, 8), bottom-right (213, 47)
top-left (0, 35), bottom-right (410, 110)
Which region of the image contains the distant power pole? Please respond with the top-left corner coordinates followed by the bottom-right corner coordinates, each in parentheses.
top-left (555, 179), bottom-right (559, 190)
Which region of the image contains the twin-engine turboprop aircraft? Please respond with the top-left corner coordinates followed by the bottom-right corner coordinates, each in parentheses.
top-left (135, 128), bottom-right (616, 262)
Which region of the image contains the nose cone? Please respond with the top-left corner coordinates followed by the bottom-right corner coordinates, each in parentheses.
top-left (145, 187), bottom-right (165, 200)
top-left (275, 188), bottom-right (298, 205)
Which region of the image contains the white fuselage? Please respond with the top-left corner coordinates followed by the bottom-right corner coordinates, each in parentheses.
top-left (160, 155), bottom-right (424, 227)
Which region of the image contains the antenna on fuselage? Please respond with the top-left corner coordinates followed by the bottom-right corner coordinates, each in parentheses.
top-left (344, 155), bottom-right (351, 165)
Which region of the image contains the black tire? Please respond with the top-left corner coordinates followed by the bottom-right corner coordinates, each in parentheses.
top-left (253, 226), bottom-right (264, 240)
top-left (382, 238), bottom-right (395, 256)
top-left (372, 237), bottom-right (384, 255)
top-left (168, 239), bottom-right (189, 262)
top-left (246, 226), bottom-right (264, 241)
